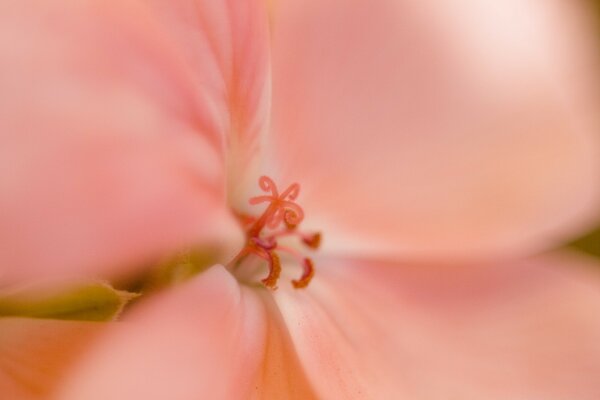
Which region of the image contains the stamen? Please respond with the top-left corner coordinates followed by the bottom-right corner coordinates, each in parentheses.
top-left (258, 176), bottom-right (279, 197)
top-left (266, 230), bottom-right (321, 250)
top-left (229, 175), bottom-right (321, 290)
top-left (303, 232), bottom-right (322, 249)
top-left (292, 258), bottom-right (315, 289)
top-left (249, 195), bottom-right (277, 206)
top-left (281, 202), bottom-right (304, 225)
top-left (261, 251), bottom-right (281, 289)
top-left (280, 182), bottom-right (300, 200)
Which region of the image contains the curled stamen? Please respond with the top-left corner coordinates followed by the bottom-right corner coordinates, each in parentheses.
top-left (249, 195), bottom-right (276, 205)
top-left (261, 252), bottom-right (281, 289)
top-left (274, 246), bottom-right (314, 289)
top-left (258, 176), bottom-right (279, 197)
top-left (280, 183), bottom-right (300, 201)
top-left (292, 258), bottom-right (315, 289)
top-left (281, 201), bottom-right (304, 226)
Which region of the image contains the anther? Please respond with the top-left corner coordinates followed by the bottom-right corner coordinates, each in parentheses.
top-left (261, 252), bottom-right (281, 289)
top-left (292, 258), bottom-right (315, 289)
top-left (302, 232), bottom-right (322, 250)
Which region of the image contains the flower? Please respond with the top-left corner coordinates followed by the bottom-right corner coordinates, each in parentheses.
top-left (2, 0), bottom-right (600, 399)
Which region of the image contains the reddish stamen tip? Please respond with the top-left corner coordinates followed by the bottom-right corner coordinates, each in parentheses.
top-left (292, 258), bottom-right (315, 289)
top-left (285, 221), bottom-right (298, 230)
top-left (302, 232), bottom-right (322, 250)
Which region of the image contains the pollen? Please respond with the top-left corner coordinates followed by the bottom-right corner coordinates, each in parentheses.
top-left (228, 176), bottom-right (320, 290)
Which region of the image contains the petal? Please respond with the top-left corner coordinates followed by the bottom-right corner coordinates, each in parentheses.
top-left (58, 265), bottom-right (316, 399)
top-left (0, 1), bottom-right (246, 283)
top-left (274, 252), bottom-right (600, 399)
top-left (255, 294), bottom-right (319, 399)
top-left (141, 0), bottom-right (272, 206)
top-left (269, 0), bottom-right (600, 260)
top-left (0, 318), bottom-right (104, 400)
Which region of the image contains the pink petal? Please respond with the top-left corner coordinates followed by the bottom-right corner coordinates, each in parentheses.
top-left (59, 265), bottom-right (318, 399)
top-left (0, 0), bottom-right (261, 282)
top-left (255, 293), bottom-right (320, 399)
top-left (58, 266), bottom-right (274, 399)
top-left (274, 252), bottom-right (600, 399)
top-left (0, 318), bottom-right (104, 400)
top-left (141, 0), bottom-right (272, 206)
top-left (269, 0), bottom-right (600, 260)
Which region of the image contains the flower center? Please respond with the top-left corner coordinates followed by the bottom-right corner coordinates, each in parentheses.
top-left (228, 176), bottom-right (320, 289)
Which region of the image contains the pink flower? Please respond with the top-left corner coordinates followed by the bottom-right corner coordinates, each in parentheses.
top-left (1, 0), bottom-right (600, 399)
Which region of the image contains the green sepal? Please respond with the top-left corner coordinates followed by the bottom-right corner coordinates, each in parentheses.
top-left (0, 282), bottom-right (138, 321)
top-left (569, 226), bottom-right (600, 258)
top-left (142, 249), bottom-right (220, 290)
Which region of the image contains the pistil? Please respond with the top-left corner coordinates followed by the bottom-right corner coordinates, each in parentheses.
top-left (228, 176), bottom-right (320, 290)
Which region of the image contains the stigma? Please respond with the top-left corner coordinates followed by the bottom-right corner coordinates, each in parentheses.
top-left (229, 176), bottom-right (320, 290)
